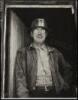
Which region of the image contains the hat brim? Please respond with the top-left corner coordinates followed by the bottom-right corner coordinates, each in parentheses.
top-left (31, 26), bottom-right (49, 32)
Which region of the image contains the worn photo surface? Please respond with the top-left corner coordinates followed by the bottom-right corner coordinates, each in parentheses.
top-left (1, 0), bottom-right (77, 99)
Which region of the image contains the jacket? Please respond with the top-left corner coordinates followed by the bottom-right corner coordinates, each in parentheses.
top-left (14, 45), bottom-right (72, 97)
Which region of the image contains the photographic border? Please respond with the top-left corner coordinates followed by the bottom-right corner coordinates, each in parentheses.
top-left (1, 4), bottom-right (77, 99)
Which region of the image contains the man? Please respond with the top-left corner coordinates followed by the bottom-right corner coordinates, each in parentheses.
top-left (14, 18), bottom-right (72, 97)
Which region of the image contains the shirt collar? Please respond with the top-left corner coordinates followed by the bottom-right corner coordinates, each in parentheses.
top-left (29, 43), bottom-right (54, 53)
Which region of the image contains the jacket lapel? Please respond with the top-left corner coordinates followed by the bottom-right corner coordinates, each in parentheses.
top-left (49, 52), bottom-right (60, 92)
top-left (49, 51), bottom-right (65, 93)
top-left (26, 48), bottom-right (37, 88)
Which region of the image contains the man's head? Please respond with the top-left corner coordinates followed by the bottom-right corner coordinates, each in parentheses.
top-left (30, 18), bottom-right (48, 44)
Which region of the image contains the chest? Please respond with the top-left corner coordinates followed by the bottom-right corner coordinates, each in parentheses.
top-left (26, 50), bottom-right (59, 75)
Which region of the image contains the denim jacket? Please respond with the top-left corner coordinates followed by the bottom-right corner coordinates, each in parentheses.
top-left (14, 45), bottom-right (72, 97)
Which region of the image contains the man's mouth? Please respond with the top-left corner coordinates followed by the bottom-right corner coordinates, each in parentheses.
top-left (37, 35), bottom-right (43, 38)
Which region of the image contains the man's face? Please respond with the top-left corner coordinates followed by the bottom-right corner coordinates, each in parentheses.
top-left (31, 27), bottom-right (47, 44)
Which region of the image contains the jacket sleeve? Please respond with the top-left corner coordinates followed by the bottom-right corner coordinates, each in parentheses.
top-left (58, 52), bottom-right (72, 87)
top-left (14, 50), bottom-right (29, 97)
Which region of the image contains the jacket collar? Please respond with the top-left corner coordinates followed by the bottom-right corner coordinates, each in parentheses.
top-left (29, 43), bottom-right (54, 53)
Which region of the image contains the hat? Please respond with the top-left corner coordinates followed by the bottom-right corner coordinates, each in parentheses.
top-left (31, 18), bottom-right (48, 30)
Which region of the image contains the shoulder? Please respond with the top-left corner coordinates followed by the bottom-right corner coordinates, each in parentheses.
top-left (48, 46), bottom-right (63, 56)
top-left (48, 46), bottom-right (61, 54)
top-left (16, 47), bottom-right (28, 55)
